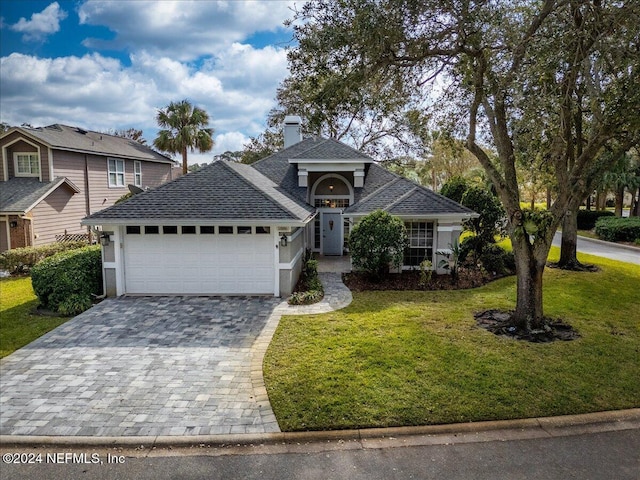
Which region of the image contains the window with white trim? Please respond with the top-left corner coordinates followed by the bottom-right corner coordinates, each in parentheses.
top-left (15, 153), bottom-right (40, 177)
top-left (108, 158), bottom-right (125, 187)
top-left (404, 222), bottom-right (434, 267)
top-left (134, 161), bottom-right (142, 187)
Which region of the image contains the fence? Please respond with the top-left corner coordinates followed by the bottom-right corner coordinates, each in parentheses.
top-left (55, 230), bottom-right (96, 244)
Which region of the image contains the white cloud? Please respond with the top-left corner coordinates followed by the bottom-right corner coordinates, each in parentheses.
top-left (10, 2), bottom-right (67, 42)
top-left (0, 43), bottom-right (288, 163)
top-left (78, 0), bottom-right (295, 61)
top-left (0, 53), bottom-right (155, 131)
top-left (214, 131), bottom-right (250, 154)
top-left (1, 1), bottom-right (293, 165)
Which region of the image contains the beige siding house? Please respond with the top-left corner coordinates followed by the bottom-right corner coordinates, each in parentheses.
top-left (1, 124), bottom-right (176, 251)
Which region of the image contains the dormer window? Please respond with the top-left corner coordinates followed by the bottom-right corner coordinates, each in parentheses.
top-left (15, 153), bottom-right (40, 177)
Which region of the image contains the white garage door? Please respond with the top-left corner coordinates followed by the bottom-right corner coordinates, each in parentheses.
top-left (124, 226), bottom-right (276, 295)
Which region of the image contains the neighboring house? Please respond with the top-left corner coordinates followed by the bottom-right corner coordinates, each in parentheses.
top-left (83, 116), bottom-right (476, 298)
top-left (0, 124), bottom-right (176, 251)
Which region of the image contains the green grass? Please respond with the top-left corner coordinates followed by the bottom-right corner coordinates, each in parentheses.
top-left (264, 250), bottom-right (640, 431)
top-left (0, 276), bottom-right (69, 358)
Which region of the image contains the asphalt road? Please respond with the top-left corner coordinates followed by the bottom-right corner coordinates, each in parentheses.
top-left (552, 232), bottom-right (640, 265)
top-left (2, 429), bottom-right (639, 480)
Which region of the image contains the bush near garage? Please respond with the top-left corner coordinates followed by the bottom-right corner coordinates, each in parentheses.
top-left (289, 253), bottom-right (324, 305)
top-left (31, 245), bottom-right (103, 316)
top-left (594, 217), bottom-right (640, 242)
top-left (0, 241), bottom-right (88, 274)
top-left (576, 210), bottom-right (614, 230)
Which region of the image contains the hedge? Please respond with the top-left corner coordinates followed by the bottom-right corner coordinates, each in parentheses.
top-left (594, 217), bottom-right (640, 242)
top-left (577, 210), bottom-right (614, 230)
top-left (31, 245), bottom-right (103, 316)
top-left (0, 241), bottom-right (88, 274)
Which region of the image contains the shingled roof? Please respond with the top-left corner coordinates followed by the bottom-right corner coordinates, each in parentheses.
top-left (4, 124), bottom-right (173, 164)
top-left (83, 161), bottom-right (315, 224)
top-left (254, 137), bottom-right (474, 218)
top-left (1, 177), bottom-right (80, 214)
top-left (83, 135), bottom-right (474, 225)
top-left (345, 165), bottom-right (476, 217)
top-left (289, 138), bottom-right (374, 161)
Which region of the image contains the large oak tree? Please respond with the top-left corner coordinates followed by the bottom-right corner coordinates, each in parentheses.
top-left (290, 0), bottom-right (640, 330)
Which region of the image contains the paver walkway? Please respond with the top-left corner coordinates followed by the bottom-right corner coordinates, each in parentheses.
top-left (0, 296), bottom-right (281, 436)
top-left (0, 272), bottom-right (353, 438)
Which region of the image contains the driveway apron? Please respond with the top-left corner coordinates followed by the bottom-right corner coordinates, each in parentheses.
top-left (0, 296), bottom-right (281, 437)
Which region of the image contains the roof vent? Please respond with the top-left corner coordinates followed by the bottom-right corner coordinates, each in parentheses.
top-left (76, 128), bottom-right (88, 135)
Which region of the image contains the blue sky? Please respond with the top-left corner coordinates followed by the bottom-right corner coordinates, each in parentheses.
top-left (0, 0), bottom-right (297, 162)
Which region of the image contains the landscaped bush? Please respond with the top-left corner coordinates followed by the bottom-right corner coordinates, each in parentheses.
top-left (478, 244), bottom-right (515, 275)
top-left (349, 210), bottom-right (408, 280)
top-left (0, 241), bottom-right (88, 274)
top-left (289, 253), bottom-right (324, 305)
top-left (577, 210), bottom-right (614, 230)
top-left (595, 217), bottom-right (640, 242)
top-left (31, 245), bottom-right (102, 315)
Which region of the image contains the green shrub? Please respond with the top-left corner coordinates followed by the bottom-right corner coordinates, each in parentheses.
top-left (595, 217), bottom-right (640, 242)
top-left (31, 245), bottom-right (102, 315)
top-left (58, 294), bottom-right (94, 316)
top-left (440, 176), bottom-right (470, 203)
top-left (478, 244), bottom-right (515, 275)
top-left (577, 210), bottom-right (614, 230)
top-left (115, 192), bottom-right (133, 204)
top-left (418, 259), bottom-right (432, 288)
top-left (0, 241), bottom-right (88, 274)
top-left (289, 256), bottom-right (324, 305)
top-left (349, 210), bottom-right (408, 280)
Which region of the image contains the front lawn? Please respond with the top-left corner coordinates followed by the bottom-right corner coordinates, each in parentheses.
top-left (264, 249), bottom-right (640, 431)
top-left (0, 276), bottom-right (69, 358)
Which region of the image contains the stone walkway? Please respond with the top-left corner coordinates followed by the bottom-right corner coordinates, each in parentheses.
top-left (0, 273), bottom-right (353, 438)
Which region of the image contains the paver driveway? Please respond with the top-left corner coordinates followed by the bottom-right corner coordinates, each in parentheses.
top-left (0, 296), bottom-right (282, 436)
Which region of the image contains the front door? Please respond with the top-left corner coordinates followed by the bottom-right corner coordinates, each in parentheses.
top-left (322, 212), bottom-right (342, 255)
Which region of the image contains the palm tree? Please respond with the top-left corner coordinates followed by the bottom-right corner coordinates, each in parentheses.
top-left (154, 99), bottom-right (214, 175)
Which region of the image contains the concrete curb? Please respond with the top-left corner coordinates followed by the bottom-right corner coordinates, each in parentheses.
top-left (1, 409), bottom-right (638, 449)
top-left (576, 234), bottom-right (640, 252)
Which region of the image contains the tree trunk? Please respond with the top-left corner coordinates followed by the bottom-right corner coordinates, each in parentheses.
top-left (511, 235), bottom-right (547, 331)
top-left (595, 190), bottom-right (606, 210)
top-left (632, 186), bottom-right (640, 217)
top-left (546, 188), bottom-right (552, 209)
top-left (558, 210), bottom-right (581, 269)
top-left (614, 186), bottom-right (624, 217)
top-left (182, 147), bottom-right (188, 175)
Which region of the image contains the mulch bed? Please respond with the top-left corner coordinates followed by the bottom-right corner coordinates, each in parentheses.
top-left (474, 309), bottom-right (580, 343)
top-left (343, 268), bottom-right (510, 292)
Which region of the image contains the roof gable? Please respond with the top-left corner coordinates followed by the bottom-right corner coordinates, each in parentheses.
top-left (83, 161), bottom-right (315, 224)
top-left (344, 167), bottom-right (476, 217)
top-left (289, 138), bottom-right (373, 162)
top-left (0, 177), bottom-right (80, 214)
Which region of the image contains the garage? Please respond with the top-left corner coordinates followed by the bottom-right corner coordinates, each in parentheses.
top-left (123, 225), bottom-right (276, 295)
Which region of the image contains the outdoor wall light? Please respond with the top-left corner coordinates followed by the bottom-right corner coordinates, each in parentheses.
top-left (9, 221), bottom-right (18, 228)
top-left (280, 234), bottom-right (288, 247)
top-left (100, 233), bottom-right (111, 246)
